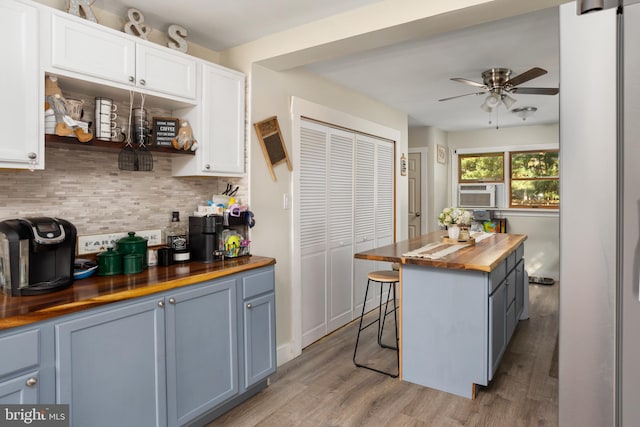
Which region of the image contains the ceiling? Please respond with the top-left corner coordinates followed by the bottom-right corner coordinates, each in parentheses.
top-left (91, 0), bottom-right (560, 132)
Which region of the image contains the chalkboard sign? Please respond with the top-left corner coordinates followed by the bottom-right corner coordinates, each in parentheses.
top-left (253, 116), bottom-right (292, 181)
top-left (153, 117), bottom-right (179, 147)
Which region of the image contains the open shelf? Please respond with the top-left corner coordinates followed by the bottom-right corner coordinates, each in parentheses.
top-left (45, 134), bottom-right (195, 155)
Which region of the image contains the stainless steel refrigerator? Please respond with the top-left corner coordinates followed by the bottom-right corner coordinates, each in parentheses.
top-left (560, 1), bottom-right (640, 426)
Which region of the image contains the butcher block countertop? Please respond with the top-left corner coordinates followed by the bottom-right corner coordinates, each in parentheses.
top-left (355, 231), bottom-right (526, 272)
top-left (0, 255), bottom-right (276, 331)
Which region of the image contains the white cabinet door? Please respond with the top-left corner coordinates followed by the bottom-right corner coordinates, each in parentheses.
top-left (173, 64), bottom-right (245, 176)
top-left (0, 0), bottom-right (42, 170)
top-left (51, 13), bottom-right (136, 86)
top-left (136, 44), bottom-right (197, 99)
top-left (200, 64), bottom-right (245, 174)
top-left (50, 13), bottom-right (196, 100)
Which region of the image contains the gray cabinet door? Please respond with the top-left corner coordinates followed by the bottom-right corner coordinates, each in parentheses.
top-left (0, 371), bottom-right (39, 404)
top-left (243, 292), bottom-right (276, 389)
top-left (515, 259), bottom-right (525, 318)
top-left (488, 281), bottom-right (506, 380)
top-left (55, 299), bottom-right (166, 427)
top-left (165, 279), bottom-right (238, 427)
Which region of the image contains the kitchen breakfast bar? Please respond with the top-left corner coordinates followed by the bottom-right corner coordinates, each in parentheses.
top-left (355, 231), bottom-right (527, 399)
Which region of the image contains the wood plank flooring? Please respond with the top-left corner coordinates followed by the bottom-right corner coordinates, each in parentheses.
top-left (208, 282), bottom-right (558, 426)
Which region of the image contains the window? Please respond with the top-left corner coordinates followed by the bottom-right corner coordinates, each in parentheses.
top-left (458, 153), bottom-right (504, 182)
top-left (510, 150), bottom-right (559, 208)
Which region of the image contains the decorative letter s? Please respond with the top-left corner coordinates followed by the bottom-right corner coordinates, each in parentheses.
top-left (168, 24), bottom-right (188, 53)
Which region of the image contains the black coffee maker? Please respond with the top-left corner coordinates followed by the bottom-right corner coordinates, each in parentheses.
top-left (0, 217), bottom-right (77, 296)
top-left (189, 213), bottom-right (251, 262)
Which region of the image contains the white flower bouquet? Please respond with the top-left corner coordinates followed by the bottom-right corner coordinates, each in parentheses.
top-left (438, 207), bottom-right (472, 227)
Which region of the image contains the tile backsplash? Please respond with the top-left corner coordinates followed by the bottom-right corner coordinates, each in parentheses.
top-left (0, 147), bottom-right (246, 239)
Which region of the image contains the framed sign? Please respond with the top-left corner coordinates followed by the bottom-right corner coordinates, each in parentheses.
top-left (253, 116), bottom-right (292, 181)
top-left (153, 117), bottom-right (179, 147)
top-left (437, 144), bottom-right (447, 164)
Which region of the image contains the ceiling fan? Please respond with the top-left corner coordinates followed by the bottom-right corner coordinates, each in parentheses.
top-left (438, 67), bottom-right (559, 111)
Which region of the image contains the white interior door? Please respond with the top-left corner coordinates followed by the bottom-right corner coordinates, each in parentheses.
top-left (408, 152), bottom-right (422, 238)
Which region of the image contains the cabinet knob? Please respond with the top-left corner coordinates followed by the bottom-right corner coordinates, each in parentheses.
top-left (158, 300), bottom-right (165, 308)
top-left (205, 164), bottom-right (211, 170)
top-left (26, 377), bottom-right (37, 387)
top-left (169, 297), bottom-right (176, 305)
top-left (27, 152), bottom-right (37, 160)
top-left (246, 303), bottom-right (253, 309)
top-left (128, 76), bottom-right (135, 82)
top-left (416, 212), bottom-right (421, 217)
top-left (139, 79), bottom-right (146, 86)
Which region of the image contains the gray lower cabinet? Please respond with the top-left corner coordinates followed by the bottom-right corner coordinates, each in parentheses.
top-left (0, 328), bottom-right (46, 404)
top-left (49, 265), bottom-right (275, 427)
top-left (241, 268), bottom-right (276, 389)
top-left (165, 279), bottom-right (238, 426)
top-left (487, 244), bottom-right (525, 381)
top-left (0, 371), bottom-right (40, 404)
top-left (55, 298), bottom-right (167, 427)
top-left (488, 279), bottom-right (507, 379)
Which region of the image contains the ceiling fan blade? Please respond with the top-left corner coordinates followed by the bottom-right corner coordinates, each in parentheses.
top-left (507, 67), bottom-right (548, 87)
top-left (438, 91), bottom-right (486, 102)
top-left (451, 77), bottom-right (486, 88)
top-left (510, 87), bottom-right (559, 95)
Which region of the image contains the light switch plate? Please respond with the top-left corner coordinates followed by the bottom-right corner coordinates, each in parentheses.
top-left (77, 229), bottom-right (163, 255)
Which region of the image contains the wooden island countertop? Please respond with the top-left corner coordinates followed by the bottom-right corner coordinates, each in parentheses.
top-left (0, 255), bottom-right (276, 331)
top-left (354, 231), bottom-right (527, 272)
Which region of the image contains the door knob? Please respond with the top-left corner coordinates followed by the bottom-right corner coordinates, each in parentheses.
top-left (416, 212), bottom-right (421, 217)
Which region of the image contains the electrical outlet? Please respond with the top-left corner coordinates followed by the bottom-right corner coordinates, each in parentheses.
top-left (77, 229), bottom-right (163, 255)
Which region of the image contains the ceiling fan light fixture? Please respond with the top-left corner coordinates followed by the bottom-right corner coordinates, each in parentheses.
top-left (501, 93), bottom-right (517, 110)
top-left (480, 93), bottom-right (500, 112)
top-left (512, 106), bottom-right (537, 120)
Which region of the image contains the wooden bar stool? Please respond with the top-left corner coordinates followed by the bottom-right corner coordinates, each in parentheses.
top-left (353, 266), bottom-right (400, 377)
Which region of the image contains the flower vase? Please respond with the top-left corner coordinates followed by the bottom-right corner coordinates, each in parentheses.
top-left (447, 224), bottom-right (460, 240)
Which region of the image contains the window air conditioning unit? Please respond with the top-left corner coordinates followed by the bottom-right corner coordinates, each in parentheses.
top-left (458, 184), bottom-right (496, 208)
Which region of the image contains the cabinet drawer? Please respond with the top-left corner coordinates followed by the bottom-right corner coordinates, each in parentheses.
top-left (0, 329), bottom-right (39, 378)
top-left (242, 268), bottom-right (275, 300)
top-left (516, 243), bottom-right (524, 261)
top-left (489, 260), bottom-right (506, 294)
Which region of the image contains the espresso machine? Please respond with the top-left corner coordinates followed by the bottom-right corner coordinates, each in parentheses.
top-left (0, 217), bottom-right (77, 296)
top-left (189, 213), bottom-right (251, 262)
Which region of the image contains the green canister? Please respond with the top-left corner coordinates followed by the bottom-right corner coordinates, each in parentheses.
top-left (116, 232), bottom-right (148, 267)
top-left (96, 247), bottom-right (122, 276)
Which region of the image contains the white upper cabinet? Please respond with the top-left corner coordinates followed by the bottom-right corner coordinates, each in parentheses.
top-left (0, 0), bottom-right (43, 170)
top-left (48, 13), bottom-right (197, 101)
top-left (172, 63), bottom-right (245, 176)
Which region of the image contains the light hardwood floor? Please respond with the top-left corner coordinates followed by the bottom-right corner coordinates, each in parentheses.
top-left (209, 282), bottom-right (558, 426)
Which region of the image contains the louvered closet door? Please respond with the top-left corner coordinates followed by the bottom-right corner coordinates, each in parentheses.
top-left (327, 128), bottom-right (354, 333)
top-left (300, 122), bottom-right (329, 347)
top-left (375, 141), bottom-right (395, 249)
top-left (353, 137), bottom-right (377, 316)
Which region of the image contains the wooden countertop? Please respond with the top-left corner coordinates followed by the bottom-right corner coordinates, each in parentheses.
top-left (0, 255), bottom-right (276, 331)
top-left (354, 231), bottom-right (526, 272)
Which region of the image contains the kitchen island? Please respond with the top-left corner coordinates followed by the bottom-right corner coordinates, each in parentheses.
top-left (355, 231), bottom-right (527, 399)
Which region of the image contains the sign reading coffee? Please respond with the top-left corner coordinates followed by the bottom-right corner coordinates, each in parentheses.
top-left (153, 117), bottom-right (179, 147)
